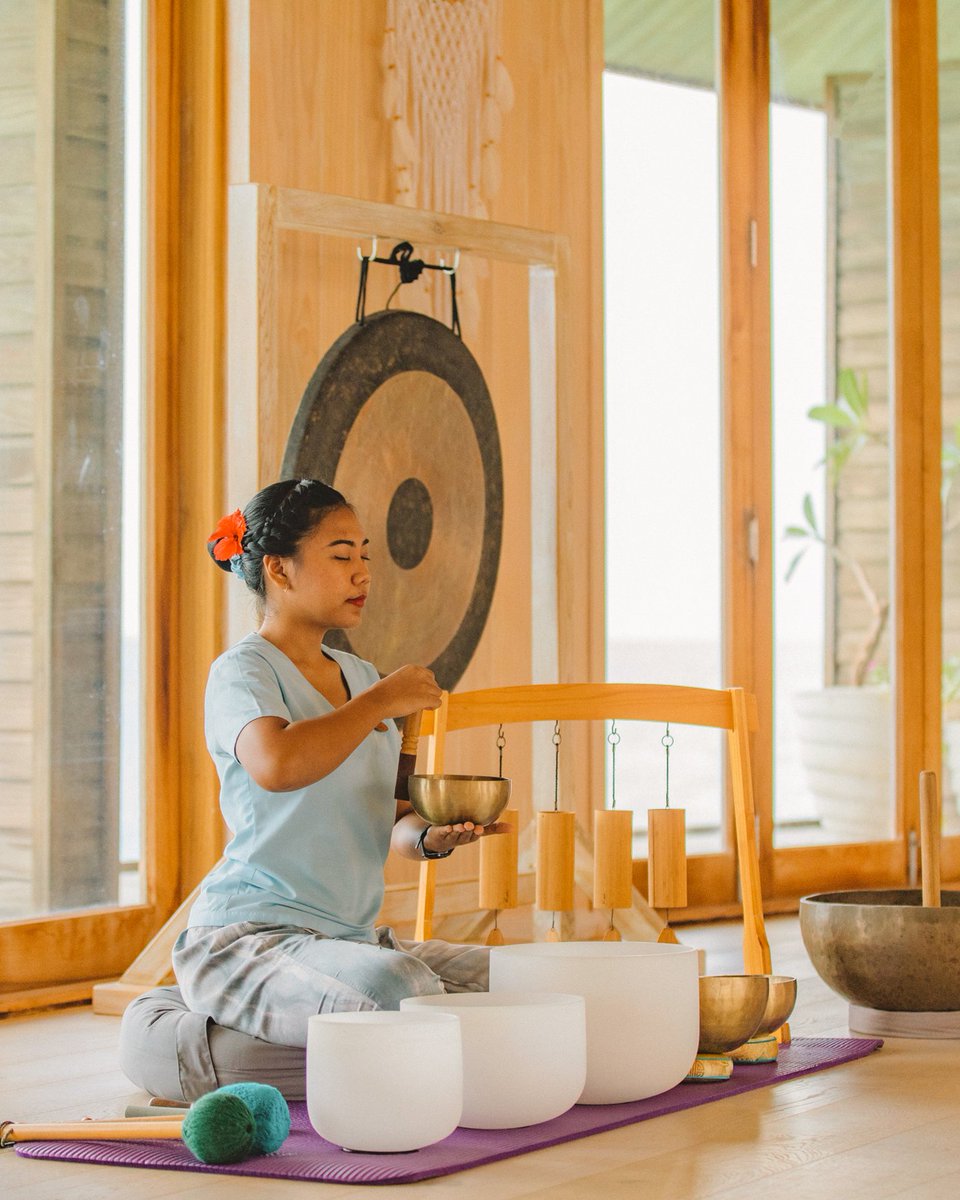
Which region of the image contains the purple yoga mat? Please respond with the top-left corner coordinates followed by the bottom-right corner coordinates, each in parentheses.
top-left (16, 1037), bottom-right (881, 1186)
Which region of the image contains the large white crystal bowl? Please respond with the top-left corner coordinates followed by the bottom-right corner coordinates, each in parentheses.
top-left (401, 991), bottom-right (586, 1128)
top-left (489, 941), bottom-right (700, 1104)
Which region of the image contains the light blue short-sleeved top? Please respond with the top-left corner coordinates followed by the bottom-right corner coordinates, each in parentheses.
top-left (188, 632), bottom-right (400, 941)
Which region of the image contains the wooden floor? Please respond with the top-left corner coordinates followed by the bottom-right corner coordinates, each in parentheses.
top-left (2, 916), bottom-right (959, 1198)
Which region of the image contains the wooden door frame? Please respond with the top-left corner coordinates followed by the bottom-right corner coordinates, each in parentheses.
top-left (718, 0), bottom-right (772, 907)
top-left (713, 0), bottom-right (957, 909)
top-left (0, 0), bottom-right (227, 1013)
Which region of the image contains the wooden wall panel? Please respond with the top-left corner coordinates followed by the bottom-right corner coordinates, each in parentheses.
top-left (228, 0), bottom-right (604, 885)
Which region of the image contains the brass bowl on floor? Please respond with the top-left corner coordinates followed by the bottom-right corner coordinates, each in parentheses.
top-left (407, 774), bottom-right (511, 828)
top-left (800, 889), bottom-right (960, 1011)
top-left (697, 974), bottom-right (770, 1055)
top-left (753, 974), bottom-right (798, 1036)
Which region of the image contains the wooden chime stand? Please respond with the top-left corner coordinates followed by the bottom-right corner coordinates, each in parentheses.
top-left (411, 701), bottom-right (697, 947)
top-left (498, 721), bottom-right (691, 945)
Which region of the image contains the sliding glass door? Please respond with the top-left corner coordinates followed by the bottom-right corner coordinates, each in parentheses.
top-left (604, 0), bottom-right (948, 910)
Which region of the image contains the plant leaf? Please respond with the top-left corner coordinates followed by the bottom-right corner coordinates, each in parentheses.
top-left (801, 493), bottom-right (819, 535)
top-left (808, 404), bottom-right (855, 429)
top-left (838, 367), bottom-right (868, 418)
top-left (784, 547), bottom-right (807, 582)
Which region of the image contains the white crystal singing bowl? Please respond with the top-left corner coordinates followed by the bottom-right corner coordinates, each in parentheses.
top-left (306, 1010), bottom-right (462, 1152)
top-left (489, 941), bottom-right (700, 1104)
top-left (401, 991), bottom-right (587, 1128)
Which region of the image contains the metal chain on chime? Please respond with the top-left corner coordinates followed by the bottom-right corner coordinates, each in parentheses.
top-left (607, 720), bottom-right (621, 930)
top-left (552, 721), bottom-right (561, 811)
top-left (608, 720), bottom-right (620, 810)
top-left (550, 721), bottom-right (562, 933)
top-left (662, 723), bottom-right (674, 807)
top-left (489, 722), bottom-right (508, 937)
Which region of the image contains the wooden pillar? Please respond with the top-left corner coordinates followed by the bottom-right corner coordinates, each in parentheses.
top-left (148, 0), bottom-right (228, 907)
top-left (889, 0), bottom-right (942, 845)
top-left (718, 0), bottom-right (773, 892)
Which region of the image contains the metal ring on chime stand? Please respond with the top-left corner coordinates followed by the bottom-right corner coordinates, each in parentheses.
top-left (478, 724), bottom-right (518, 946)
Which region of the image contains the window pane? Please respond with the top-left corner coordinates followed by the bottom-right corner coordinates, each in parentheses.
top-left (0, 0), bottom-right (142, 918)
top-left (771, 2), bottom-right (896, 846)
top-left (603, 1), bottom-right (723, 855)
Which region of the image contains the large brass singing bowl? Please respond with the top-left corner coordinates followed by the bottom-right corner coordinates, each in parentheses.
top-left (407, 774), bottom-right (511, 828)
top-left (800, 890), bottom-right (960, 1012)
top-left (697, 974), bottom-right (770, 1054)
top-left (754, 974), bottom-right (798, 1036)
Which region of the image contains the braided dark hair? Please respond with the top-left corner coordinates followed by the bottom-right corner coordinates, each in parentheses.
top-left (208, 478), bottom-right (351, 600)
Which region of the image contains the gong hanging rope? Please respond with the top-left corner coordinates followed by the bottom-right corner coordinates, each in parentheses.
top-left (356, 241), bottom-right (461, 336)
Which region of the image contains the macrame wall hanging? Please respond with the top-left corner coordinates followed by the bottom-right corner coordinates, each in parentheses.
top-left (382, 0), bottom-right (514, 335)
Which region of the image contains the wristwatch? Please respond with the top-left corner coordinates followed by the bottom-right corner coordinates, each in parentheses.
top-left (417, 826), bottom-right (453, 860)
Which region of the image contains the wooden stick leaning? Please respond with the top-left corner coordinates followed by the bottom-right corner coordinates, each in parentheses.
top-left (919, 769), bottom-right (942, 908)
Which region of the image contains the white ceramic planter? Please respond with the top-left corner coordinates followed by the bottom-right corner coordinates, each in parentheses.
top-left (944, 721), bottom-right (960, 816)
top-left (489, 941), bottom-right (699, 1104)
top-left (401, 991), bottom-right (586, 1128)
top-left (306, 1010), bottom-right (462, 1152)
top-left (793, 686), bottom-right (893, 841)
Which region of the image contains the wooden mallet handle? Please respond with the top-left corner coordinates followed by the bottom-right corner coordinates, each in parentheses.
top-left (394, 710), bottom-right (423, 803)
top-left (920, 770), bottom-right (942, 907)
top-left (1, 1118), bottom-right (186, 1145)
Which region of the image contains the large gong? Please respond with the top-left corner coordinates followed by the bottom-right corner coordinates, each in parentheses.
top-left (281, 310), bottom-right (503, 691)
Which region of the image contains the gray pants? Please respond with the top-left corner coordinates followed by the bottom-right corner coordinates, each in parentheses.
top-left (173, 922), bottom-right (490, 1048)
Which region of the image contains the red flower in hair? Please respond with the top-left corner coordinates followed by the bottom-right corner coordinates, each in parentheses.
top-left (209, 509), bottom-right (247, 560)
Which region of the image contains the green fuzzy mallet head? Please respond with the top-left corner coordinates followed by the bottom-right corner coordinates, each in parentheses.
top-left (216, 1082), bottom-right (290, 1154)
top-left (178, 1083), bottom-right (290, 1164)
top-left (180, 1092), bottom-right (256, 1164)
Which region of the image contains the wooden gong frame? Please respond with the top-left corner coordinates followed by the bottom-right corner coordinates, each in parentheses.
top-left (224, 184), bottom-right (570, 689)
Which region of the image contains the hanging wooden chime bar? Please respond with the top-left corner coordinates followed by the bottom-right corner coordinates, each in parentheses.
top-left (479, 810), bottom-right (518, 944)
top-left (592, 721), bottom-right (634, 941)
top-left (647, 724), bottom-right (688, 912)
top-left (536, 721), bottom-right (575, 941)
top-left (478, 725), bottom-right (518, 945)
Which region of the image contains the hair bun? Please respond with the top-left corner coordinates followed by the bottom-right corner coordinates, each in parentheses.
top-left (207, 539), bottom-right (236, 573)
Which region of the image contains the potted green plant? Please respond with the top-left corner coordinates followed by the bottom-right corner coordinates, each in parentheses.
top-left (784, 369), bottom-right (960, 837)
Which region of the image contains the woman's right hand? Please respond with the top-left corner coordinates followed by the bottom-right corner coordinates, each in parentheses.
top-left (372, 664), bottom-right (443, 719)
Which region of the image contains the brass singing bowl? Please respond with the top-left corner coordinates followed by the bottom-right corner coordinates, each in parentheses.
top-left (753, 974), bottom-right (798, 1037)
top-left (800, 890), bottom-right (960, 1011)
top-left (407, 774), bottom-right (512, 828)
top-left (697, 974), bottom-right (770, 1054)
